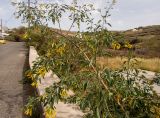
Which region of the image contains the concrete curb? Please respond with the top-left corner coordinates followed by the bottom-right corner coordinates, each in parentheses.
top-left (29, 46), bottom-right (83, 118)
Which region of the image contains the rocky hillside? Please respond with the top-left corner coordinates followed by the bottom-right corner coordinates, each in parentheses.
top-left (112, 25), bottom-right (160, 58)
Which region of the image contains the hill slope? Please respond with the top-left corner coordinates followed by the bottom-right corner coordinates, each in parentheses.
top-left (113, 25), bottom-right (160, 58)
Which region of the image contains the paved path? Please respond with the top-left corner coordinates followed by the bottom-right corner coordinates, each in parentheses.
top-left (0, 42), bottom-right (27, 118)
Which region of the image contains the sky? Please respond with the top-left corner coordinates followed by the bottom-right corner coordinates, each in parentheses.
top-left (0, 0), bottom-right (160, 31)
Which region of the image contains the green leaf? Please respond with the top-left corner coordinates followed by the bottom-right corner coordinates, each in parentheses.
top-left (96, 107), bottom-right (100, 118)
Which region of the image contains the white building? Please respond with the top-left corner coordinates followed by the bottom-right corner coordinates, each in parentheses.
top-left (132, 28), bottom-right (138, 32)
top-left (0, 26), bottom-right (9, 38)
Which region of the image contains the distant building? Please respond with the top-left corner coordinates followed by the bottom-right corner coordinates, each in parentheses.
top-left (132, 28), bottom-right (138, 32)
top-left (0, 26), bottom-right (9, 38)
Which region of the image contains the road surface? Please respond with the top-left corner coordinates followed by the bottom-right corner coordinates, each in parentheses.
top-left (0, 42), bottom-right (27, 118)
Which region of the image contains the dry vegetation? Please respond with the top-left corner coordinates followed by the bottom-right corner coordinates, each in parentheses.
top-left (112, 25), bottom-right (160, 58)
top-left (97, 57), bottom-right (160, 72)
top-left (98, 25), bottom-right (160, 72)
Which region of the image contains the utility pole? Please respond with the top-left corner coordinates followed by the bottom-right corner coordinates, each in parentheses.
top-left (28, 0), bottom-right (30, 28)
top-left (0, 19), bottom-right (3, 39)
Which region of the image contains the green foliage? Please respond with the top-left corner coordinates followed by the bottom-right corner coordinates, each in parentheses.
top-left (15, 0), bottom-right (160, 117)
top-left (5, 26), bottom-right (27, 42)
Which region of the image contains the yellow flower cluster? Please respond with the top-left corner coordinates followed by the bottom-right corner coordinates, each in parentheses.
top-left (56, 44), bottom-right (66, 56)
top-left (111, 41), bottom-right (121, 50)
top-left (41, 94), bottom-right (47, 100)
top-left (45, 107), bottom-right (56, 118)
top-left (60, 89), bottom-right (68, 98)
top-left (37, 67), bottom-right (46, 77)
top-left (26, 67), bottom-right (46, 88)
top-left (25, 71), bottom-right (38, 87)
top-left (31, 81), bottom-right (38, 88)
top-left (23, 32), bottom-right (29, 40)
top-left (124, 42), bottom-right (132, 49)
top-left (25, 71), bottom-right (34, 80)
top-left (24, 107), bottom-right (32, 116)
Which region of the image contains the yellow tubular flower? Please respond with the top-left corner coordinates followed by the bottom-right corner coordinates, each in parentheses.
top-left (26, 71), bottom-right (31, 77)
top-left (45, 107), bottom-right (56, 118)
top-left (124, 42), bottom-right (132, 49)
top-left (42, 94), bottom-right (47, 100)
top-left (24, 107), bottom-right (32, 116)
top-left (60, 89), bottom-right (68, 98)
top-left (56, 44), bottom-right (66, 56)
top-left (26, 71), bottom-right (34, 80)
top-left (116, 43), bottom-right (121, 50)
top-left (31, 82), bottom-right (38, 88)
top-left (37, 67), bottom-right (46, 77)
top-left (111, 43), bottom-right (116, 50)
top-left (23, 32), bottom-right (29, 40)
top-left (56, 47), bottom-right (64, 55)
top-left (111, 41), bottom-right (121, 50)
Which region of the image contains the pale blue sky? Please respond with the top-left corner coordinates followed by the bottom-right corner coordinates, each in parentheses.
top-left (0, 0), bottom-right (160, 31)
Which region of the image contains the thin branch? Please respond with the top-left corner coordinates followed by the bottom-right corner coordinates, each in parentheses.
top-left (51, 29), bottom-right (110, 92)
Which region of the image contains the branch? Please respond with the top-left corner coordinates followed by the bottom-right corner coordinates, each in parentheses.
top-left (51, 29), bottom-right (110, 92)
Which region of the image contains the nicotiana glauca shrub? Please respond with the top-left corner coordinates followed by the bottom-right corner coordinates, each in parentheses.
top-left (14, 0), bottom-right (160, 117)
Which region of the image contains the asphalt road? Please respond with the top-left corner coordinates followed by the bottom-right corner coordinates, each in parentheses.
top-left (0, 42), bottom-right (27, 118)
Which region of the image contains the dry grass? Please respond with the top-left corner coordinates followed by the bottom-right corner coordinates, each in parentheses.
top-left (97, 57), bottom-right (160, 72)
top-left (97, 57), bottom-right (126, 70)
top-left (136, 58), bottom-right (160, 72)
